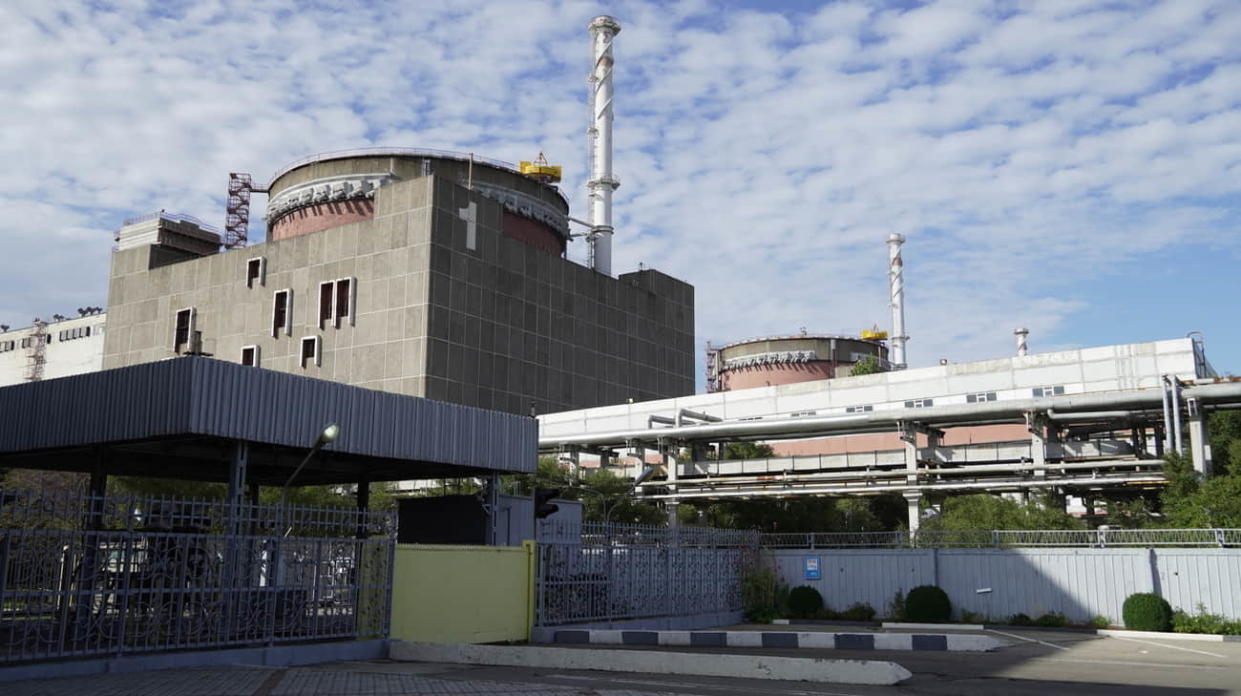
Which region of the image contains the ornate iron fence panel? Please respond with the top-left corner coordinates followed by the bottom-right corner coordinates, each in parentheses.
top-left (760, 528), bottom-right (1241, 549)
top-left (535, 521), bottom-right (758, 626)
top-left (0, 490), bottom-right (395, 664)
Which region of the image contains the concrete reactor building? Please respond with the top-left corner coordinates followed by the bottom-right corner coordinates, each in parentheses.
top-left (103, 149), bottom-right (693, 415)
top-left (101, 17), bottom-right (695, 415)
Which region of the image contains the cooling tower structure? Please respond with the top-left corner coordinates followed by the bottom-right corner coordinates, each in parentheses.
top-left (707, 333), bottom-right (889, 392)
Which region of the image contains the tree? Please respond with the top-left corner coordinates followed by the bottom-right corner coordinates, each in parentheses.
top-left (722, 442), bottom-right (774, 460)
top-left (920, 493), bottom-right (1084, 531)
top-left (849, 355), bottom-right (884, 376)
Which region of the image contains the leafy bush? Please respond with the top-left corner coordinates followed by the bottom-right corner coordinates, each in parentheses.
top-left (839, 602), bottom-right (877, 622)
top-left (887, 590), bottom-right (907, 621)
top-left (904, 585), bottom-right (952, 622)
top-left (788, 585), bottom-right (824, 618)
top-left (1034, 612), bottom-right (1069, 628)
top-left (1172, 605), bottom-right (1241, 635)
top-left (1089, 615), bottom-right (1110, 629)
top-left (1007, 613), bottom-right (1034, 627)
top-left (741, 566), bottom-right (778, 623)
top-left (773, 582), bottom-right (791, 619)
top-left (1122, 593), bottom-right (1173, 632)
top-left (960, 609), bottom-right (986, 624)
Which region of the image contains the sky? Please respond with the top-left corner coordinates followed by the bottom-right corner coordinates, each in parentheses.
top-left (2, 0), bottom-right (1238, 385)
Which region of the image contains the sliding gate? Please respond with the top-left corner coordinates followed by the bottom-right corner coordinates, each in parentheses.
top-left (0, 489), bottom-right (395, 663)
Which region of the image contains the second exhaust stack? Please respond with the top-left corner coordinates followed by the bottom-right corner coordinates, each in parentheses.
top-left (587, 15), bottom-right (621, 276)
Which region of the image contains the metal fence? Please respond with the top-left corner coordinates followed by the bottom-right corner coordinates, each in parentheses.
top-left (761, 528), bottom-right (1241, 549)
top-left (535, 521), bottom-right (758, 626)
top-left (0, 489), bottom-right (395, 664)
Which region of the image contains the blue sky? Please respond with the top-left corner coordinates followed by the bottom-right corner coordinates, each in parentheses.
top-left (1, 0), bottom-right (1238, 380)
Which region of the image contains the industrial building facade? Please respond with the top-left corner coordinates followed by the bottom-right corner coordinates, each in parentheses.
top-left (102, 152), bottom-right (695, 414)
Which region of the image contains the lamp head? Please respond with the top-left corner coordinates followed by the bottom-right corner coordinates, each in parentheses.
top-left (318, 423), bottom-right (340, 445)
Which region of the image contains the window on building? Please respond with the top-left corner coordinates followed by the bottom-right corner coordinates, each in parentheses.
top-left (0, 340), bottom-right (14, 353)
top-left (240, 345), bottom-right (259, 367)
top-left (334, 277), bottom-right (353, 327)
top-left (966, 392), bottom-right (997, 403)
top-left (318, 281), bottom-right (334, 328)
top-left (272, 289), bottom-right (292, 337)
top-left (904, 398), bottom-right (934, 408)
top-left (300, 336), bottom-right (320, 368)
top-left (845, 405), bottom-right (874, 413)
top-left (173, 308), bottom-right (195, 353)
top-left (790, 410), bottom-right (817, 417)
top-left (246, 257), bottom-right (266, 288)
top-left (1032, 385), bottom-right (1066, 398)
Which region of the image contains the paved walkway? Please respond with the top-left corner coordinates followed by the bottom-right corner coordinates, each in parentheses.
top-left (4, 661), bottom-right (688, 696)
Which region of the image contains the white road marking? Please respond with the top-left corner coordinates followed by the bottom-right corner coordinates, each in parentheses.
top-left (986, 629), bottom-right (1070, 651)
top-left (1107, 636), bottom-right (1227, 659)
top-left (545, 673), bottom-right (864, 696)
top-left (1039, 657), bottom-right (1225, 670)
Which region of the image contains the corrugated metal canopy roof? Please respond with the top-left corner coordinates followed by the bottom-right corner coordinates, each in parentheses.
top-left (0, 357), bottom-right (536, 485)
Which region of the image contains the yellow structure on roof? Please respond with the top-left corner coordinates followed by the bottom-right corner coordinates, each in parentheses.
top-left (519, 153), bottom-right (562, 184)
top-left (861, 325), bottom-right (889, 341)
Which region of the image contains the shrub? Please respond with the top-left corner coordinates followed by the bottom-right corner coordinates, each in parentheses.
top-left (1008, 613), bottom-right (1034, 627)
top-left (741, 566), bottom-right (778, 623)
top-left (960, 610), bottom-right (985, 624)
top-left (773, 582), bottom-right (791, 619)
top-left (904, 585), bottom-right (952, 622)
top-left (1172, 605), bottom-right (1241, 635)
top-left (788, 585), bottom-right (824, 618)
top-left (839, 602), bottom-right (877, 622)
top-left (1089, 615), bottom-right (1110, 629)
top-left (1034, 612), bottom-right (1069, 628)
top-left (887, 590), bottom-right (907, 621)
top-left (1122, 593), bottom-right (1173, 632)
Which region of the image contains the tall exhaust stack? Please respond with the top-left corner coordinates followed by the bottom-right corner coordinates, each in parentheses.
top-left (587, 15), bottom-right (621, 276)
top-left (887, 233), bottom-right (908, 369)
top-left (1014, 327), bottom-right (1029, 357)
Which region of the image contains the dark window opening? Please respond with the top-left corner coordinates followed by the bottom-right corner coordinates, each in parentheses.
top-left (174, 308), bottom-right (193, 353)
top-left (246, 258), bottom-right (265, 288)
top-left (300, 336), bottom-right (320, 368)
top-left (241, 346), bottom-right (258, 367)
top-left (335, 278), bottom-right (352, 326)
top-left (319, 282), bottom-right (334, 328)
top-left (273, 290), bottom-right (290, 337)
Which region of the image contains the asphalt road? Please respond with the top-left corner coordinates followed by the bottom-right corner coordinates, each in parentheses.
top-left (491, 627), bottom-right (1241, 695)
top-left (5, 629), bottom-right (1238, 695)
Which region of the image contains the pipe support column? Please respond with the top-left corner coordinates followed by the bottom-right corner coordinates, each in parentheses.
top-left (1186, 398), bottom-right (1211, 477)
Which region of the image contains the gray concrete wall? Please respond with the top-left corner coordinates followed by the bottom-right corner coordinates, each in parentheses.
top-left (768, 547), bottom-right (1241, 625)
top-left (103, 174), bottom-right (693, 414)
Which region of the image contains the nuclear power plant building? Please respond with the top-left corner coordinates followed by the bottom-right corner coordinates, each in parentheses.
top-left (102, 150), bottom-right (695, 414)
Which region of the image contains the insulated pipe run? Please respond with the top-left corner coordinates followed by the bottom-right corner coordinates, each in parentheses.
top-left (1170, 376), bottom-right (1184, 454)
top-left (586, 15), bottom-right (621, 276)
top-left (676, 408), bottom-right (722, 426)
top-left (538, 381), bottom-right (1241, 449)
top-left (1160, 376), bottom-right (1173, 454)
top-left (887, 233), bottom-right (908, 368)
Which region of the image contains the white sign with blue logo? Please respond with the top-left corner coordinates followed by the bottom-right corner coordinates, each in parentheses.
top-left (804, 557), bottom-right (821, 581)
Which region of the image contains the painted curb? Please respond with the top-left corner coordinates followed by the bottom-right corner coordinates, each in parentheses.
top-left (882, 622), bottom-right (985, 631)
top-left (544, 629), bottom-right (1002, 652)
top-left (1098, 629), bottom-right (1241, 643)
top-left (390, 641), bottom-right (912, 686)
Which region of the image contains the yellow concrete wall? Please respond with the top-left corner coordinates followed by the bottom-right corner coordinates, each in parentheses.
top-left (390, 542), bottom-right (534, 644)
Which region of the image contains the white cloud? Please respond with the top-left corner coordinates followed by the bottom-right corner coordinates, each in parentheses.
top-left (0, 0), bottom-right (1238, 379)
